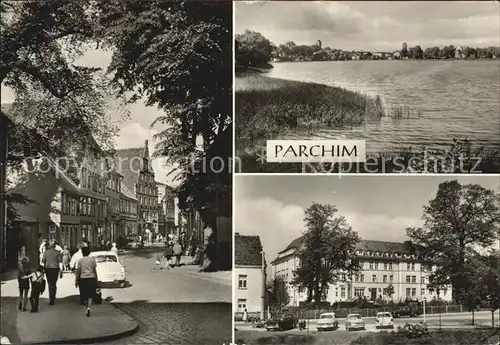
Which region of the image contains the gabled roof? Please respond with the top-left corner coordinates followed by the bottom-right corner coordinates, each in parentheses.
top-left (114, 145), bottom-right (148, 195)
top-left (278, 236), bottom-right (412, 256)
top-left (235, 233), bottom-right (263, 266)
top-left (120, 181), bottom-right (137, 201)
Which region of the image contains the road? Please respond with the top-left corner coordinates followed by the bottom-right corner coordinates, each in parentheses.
top-left (96, 247), bottom-right (232, 345)
top-left (236, 312), bottom-right (500, 344)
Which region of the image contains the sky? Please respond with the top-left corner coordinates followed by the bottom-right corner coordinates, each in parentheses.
top-left (1, 48), bottom-right (176, 185)
top-left (235, 175), bottom-right (500, 265)
top-left (235, 1), bottom-right (500, 51)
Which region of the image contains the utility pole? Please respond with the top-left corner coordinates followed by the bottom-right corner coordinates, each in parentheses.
top-left (261, 251), bottom-right (266, 320)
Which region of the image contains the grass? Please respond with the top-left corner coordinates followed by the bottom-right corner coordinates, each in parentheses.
top-left (234, 74), bottom-right (500, 173)
top-left (351, 329), bottom-right (500, 345)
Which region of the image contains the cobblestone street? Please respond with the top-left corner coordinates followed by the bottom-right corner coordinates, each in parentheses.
top-left (98, 247), bottom-right (232, 344)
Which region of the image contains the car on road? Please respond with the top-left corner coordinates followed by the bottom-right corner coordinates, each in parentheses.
top-left (392, 308), bottom-right (419, 318)
top-left (316, 312), bottom-right (339, 331)
top-left (345, 314), bottom-right (365, 331)
top-left (375, 312), bottom-right (394, 329)
top-left (90, 251), bottom-right (126, 288)
top-left (265, 313), bottom-right (296, 331)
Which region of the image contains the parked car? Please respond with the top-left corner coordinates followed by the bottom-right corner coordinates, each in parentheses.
top-left (316, 312), bottom-right (339, 331)
top-left (392, 308), bottom-right (419, 318)
top-left (375, 312), bottom-right (394, 329)
top-left (345, 314), bottom-right (365, 331)
top-left (265, 313), bottom-right (296, 331)
top-left (89, 251), bottom-right (126, 288)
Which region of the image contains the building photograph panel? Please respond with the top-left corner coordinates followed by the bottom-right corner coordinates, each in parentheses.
top-left (0, 1), bottom-right (232, 344)
top-left (235, 1), bottom-right (500, 174)
top-left (234, 175), bottom-right (500, 345)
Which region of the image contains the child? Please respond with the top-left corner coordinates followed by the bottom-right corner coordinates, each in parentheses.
top-left (17, 257), bottom-right (31, 311)
top-left (163, 245), bottom-right (173, 270)
top-left (62, 246), bottom-right (71, 272)
top-left (153, 254), bottom-right (161, 270)
top-left (23, 266), bottom-right (45, 313)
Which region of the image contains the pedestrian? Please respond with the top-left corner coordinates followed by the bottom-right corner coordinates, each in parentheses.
top-left (110, 242), bottom-right (118, 255)
top-left (163, 244), bottom-right (173, 269)
top-left (62, 246), bottom-right (71, 272)
top-left (38, 239), bottom-right (47, 266)
top-left (75, 246), bottom-right (98, 317)
top-left (173, 241), bottom-right (182, 267)
top-left (69, 245), bottom-right (83, 272)
top-left (22, 265), bottom-right (45, 313)
top-left (42, 240), bottom-right (63, 305)
top-left (17, 257), bottom-right (31, 311)
top-left (54, 241), bottom-right (63, 253)
top-left (106, 240), bottom-right (111, 251)
top-left (243, 308), bottom-right (248, 322)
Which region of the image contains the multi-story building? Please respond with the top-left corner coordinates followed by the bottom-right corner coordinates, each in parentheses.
top-left (105, 159), bottom-right (122, 243)
top-left (115, 140), bottom-right (158, 239)
top-left (119, 182), bottom-right (138, 238)
top-left (272, 237), bottom-right (453, 307)
top-left (234, 233), bottom-right (266, 318)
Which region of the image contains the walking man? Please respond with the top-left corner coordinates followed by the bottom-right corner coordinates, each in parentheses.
top-left (173, 241), bottom-right (182, 267)
top-left (42, 240), bottom-right (63, 305)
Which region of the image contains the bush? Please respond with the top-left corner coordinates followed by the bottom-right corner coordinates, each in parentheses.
top-left (397, 322), bottom-right (429, 339)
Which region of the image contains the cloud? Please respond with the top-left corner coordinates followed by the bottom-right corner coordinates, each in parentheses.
top-left (236, 197), bottom-right (423, 265)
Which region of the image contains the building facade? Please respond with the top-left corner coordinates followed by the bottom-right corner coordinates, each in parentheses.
top-left (234, 233), bottom-right (266, 318)
top-left (119, 182), bottom-right (138, 238)
top-left (272, 238), bottom-right (453, 307)
top-left (115, 140), bottom-right (158, 239)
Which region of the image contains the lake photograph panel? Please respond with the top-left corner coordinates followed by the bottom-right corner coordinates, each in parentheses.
top-left (234, 1), bottom-right (500, 174)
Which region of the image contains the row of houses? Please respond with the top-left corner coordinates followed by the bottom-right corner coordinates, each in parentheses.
top-left (0, 104), bottom-right (202, 270)
top-left (234, 234), bottom-right (452, 318)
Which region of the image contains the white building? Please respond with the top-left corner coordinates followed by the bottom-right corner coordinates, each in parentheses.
top-left (272, 237), bottom-right (453, 307)
top-left (234, 233), bottom-right (265, 318)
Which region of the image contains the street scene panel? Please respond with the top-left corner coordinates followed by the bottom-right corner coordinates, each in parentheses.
top-left (234, 175), bottom-right (500, 345)
top-left (235, 1), bottom-right (500, 173)
top-left (0, 1), bottom-right (232, 344)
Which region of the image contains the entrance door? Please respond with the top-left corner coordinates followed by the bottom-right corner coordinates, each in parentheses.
top-left (371, 288), bottom-right (377, 301)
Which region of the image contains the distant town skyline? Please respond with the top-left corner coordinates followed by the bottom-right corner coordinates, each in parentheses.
top-left (235, 175), bottom-right (500, 267)
top-left (235, 1), bottom-right (500, 52)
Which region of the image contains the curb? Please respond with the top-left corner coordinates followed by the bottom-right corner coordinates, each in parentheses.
top-left (17, 302), bottom-right (139, 345)
top-left (183, 271), bottom-right (233, 286)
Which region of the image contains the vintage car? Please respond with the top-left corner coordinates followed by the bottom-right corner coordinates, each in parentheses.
top-left (345, 314), bottom-right (366, 331)
top-left (265, 313), bottom-right (296, 331)
top-left (375, 312), bottom-right (394, 329)
top-left (89, 251), bottom-right (126, 288)
top-left (316, 312), bottom-right (339, 331)
top-left (392, 308), bottom-right (419, 318)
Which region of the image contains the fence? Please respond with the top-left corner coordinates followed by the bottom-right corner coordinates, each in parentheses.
top-left (234, 305), bottom-right (490, 321)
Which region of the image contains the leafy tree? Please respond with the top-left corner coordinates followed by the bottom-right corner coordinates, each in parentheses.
top-left (474, 253), bottom-right (500, 328)
top-left (97, 0), bottom-right (232, 211)
top-left (406, 180), bottom-right (500, 303)
top-left (401, 46), bottom-right (408, 58)
top-left (414, 45), bottom-right (424, 59)
top-left (235, 30), bottom-right (274, 68)
top-left (267, 276), bottom-right (290, 315)
top-left (385, 284), bottom-right (395, 301)
top-left (292, 203), bottom-right (361, 307)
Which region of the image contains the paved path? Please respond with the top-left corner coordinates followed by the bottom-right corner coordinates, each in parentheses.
top-left (97, 248), bottom-right (232, 344)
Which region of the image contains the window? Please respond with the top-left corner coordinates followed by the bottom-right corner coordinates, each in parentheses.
top-left (238, 275), bottom-right (247, 289)
top-left (390, 275), bottom-right (393, 283)
top-left (383, 275), bottom-right (387, 283)
top-left (412, 276), bottom-right (416, 284)
top-left (354, 288), bottom-right (365, 297)
top-left (375, 262), bottom-right (379, 270)
top-left (411, 263), bottom-right (415, 271)
top-left (406, 288), bottom-right (411, 297)
top-left (407, 263), bottom-right (411, 270)
top-left (237, 299), bottom-right (247, 312)
top-left (406, 276), bottom-right (411, 283)
top-left (341, 287), bottom-right (346, 298)
top-left (335, 288), bottom-right (338, 297)
top-left (421, 277), bottom-right (425, 284)
top-left (384, 263), bottom-right (388, 270)
top-left (372, 275), bottom-right (377, 283)
top-left (370, 262), bottom-right (374, 269)
top-left (421, 288), bottom-right (425, 296)
top-left (360, 274), bottom-right (364, 282)
top-left (389, 262), bottom-right (393, 270)
top-left (412, 288), bottom-right (416, 297)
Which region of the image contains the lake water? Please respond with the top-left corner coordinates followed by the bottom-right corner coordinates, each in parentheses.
top-left (267, 60), bottom-right (500, 154)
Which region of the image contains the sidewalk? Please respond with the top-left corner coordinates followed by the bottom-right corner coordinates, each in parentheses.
top-left (1, 273), bottom-right (138, 344)
top-left (169, 257), bottom-right (232, 286)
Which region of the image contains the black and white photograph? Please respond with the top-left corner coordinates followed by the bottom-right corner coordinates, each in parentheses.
top-left (1, 1), bottom-right (232, 344)
top-left (235, 1), bottom-right (500, 173)
top-left (234, 175), bottom-right (500, 345)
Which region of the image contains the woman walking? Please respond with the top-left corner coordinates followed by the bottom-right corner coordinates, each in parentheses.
top-left (62, 246), bottom-right (71, 272)
top-left (17, 257), bottom-right (31, 311)
top-left (75, 246), bottom-right (98, 317)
